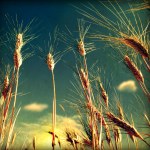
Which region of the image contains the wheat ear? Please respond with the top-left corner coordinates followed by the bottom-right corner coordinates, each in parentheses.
top-left (107, 112), bottom-right (150, 147)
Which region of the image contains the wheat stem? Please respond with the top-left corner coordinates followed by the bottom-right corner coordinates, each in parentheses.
top-left (99, 107), bottom-right (102, 149)
top-left (0, 68), bottom-right (15, 147)
top-left (33, 136), bottom-right (36, 150)
top-left (5, 107), bottom-right (21, 150)
top-left (13, 68), bottom-right (19, 109)
top-left (83, 56), bottom-right (96, 149)
top-left (5, 68), bottom-right (20, 150)
top-left (52, 70), bottom-right (56, 149)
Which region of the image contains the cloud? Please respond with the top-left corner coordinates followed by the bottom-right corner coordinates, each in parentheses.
top-left (17, 114), bottom-right (82, 149)
top-left (117, 80), bottom-right (137, 92)
top-left (23, 103), bottom-right (48, 112)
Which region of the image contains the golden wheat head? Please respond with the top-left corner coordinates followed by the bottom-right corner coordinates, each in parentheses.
top-left (78, 40), bottom-right (86, 56)
top-left (47, 53), bottom-right (55, 71)
top-left (124, 55), bottom-right (144, 83)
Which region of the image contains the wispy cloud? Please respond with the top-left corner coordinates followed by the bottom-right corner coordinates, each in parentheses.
top-left (23, 103), bottom-right (48, 112)
top-left (117, 80), bottom-right (137, 92)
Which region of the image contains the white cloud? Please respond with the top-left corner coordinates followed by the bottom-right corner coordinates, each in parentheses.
top-left (23, 103), bottom-right (48, 112)
top-left (117, 80), bottom-right (137, 92)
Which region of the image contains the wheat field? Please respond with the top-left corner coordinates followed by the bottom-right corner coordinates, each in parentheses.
top-left (0, 0), bottom-right (149, 149)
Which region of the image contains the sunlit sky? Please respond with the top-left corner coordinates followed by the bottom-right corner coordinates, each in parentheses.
top-left (0, 0), bottom-right (149, 149)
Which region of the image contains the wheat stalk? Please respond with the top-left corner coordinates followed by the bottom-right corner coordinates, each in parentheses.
top-left (11, 34), bottom-right (23, 121)
top-left (99, 82), bottom-right (108, 108)
top-left (121, 38), bottom-right (149, 58)
top-left (144, 114), bottom-right (150, 127)
top-left (124, 55), bottom-right (150, 100)
top-left (6, 32), bottom-right (24, 150)
top-left (46, 52), bottom-right (56, 149)
top-left (124, 55), bottom-right (144, 83)
top-left (106, 112), bottom-right (150, 146)
top-left (0, 67), bottom-right (15, 147)
top-left (10, 133), bottom-right (16, 148)
top-left (76, 1), bottom-right (150, 72)
top-left (121, 38), bottom-right (150, 71)
top-left (78, 40), bottom-right (86, 56)
top-left (52, 70), bottom-right (56, 149)
top-left (13, 50), bottom-right (22, 70)
top-left (103, 119), bottom-right (111, 147)
top-left (15, 33), bottom-right (23, 51)
top-left (6, 107), bottom-right (21, 150)
top-left (127, 1), bottom-right (150, 12)
top-left (66, 129), bottom-right (80, 150)
top-left (107, 112), bottom-right (141, 138)
top-left (33, 136), bottom-right (36, 150)
top-left (43, 27), bottom-right (64, 149)
top-left (113, 126), bottom-right (122, 150)
top-left (79, 68), bottom-right (89, 90)
top-left (47, 53), bottom-right (55, 71)
top-left (2, 75), bottom-right (9, 101)
top-left (78, 66), bottom-right (100, 149)
top-left (117, 102), bottom-right (124, 120)
top-left (48, 131), bottom-right (61, 148)
top-left (99, 107), bottom-right (103, 149)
